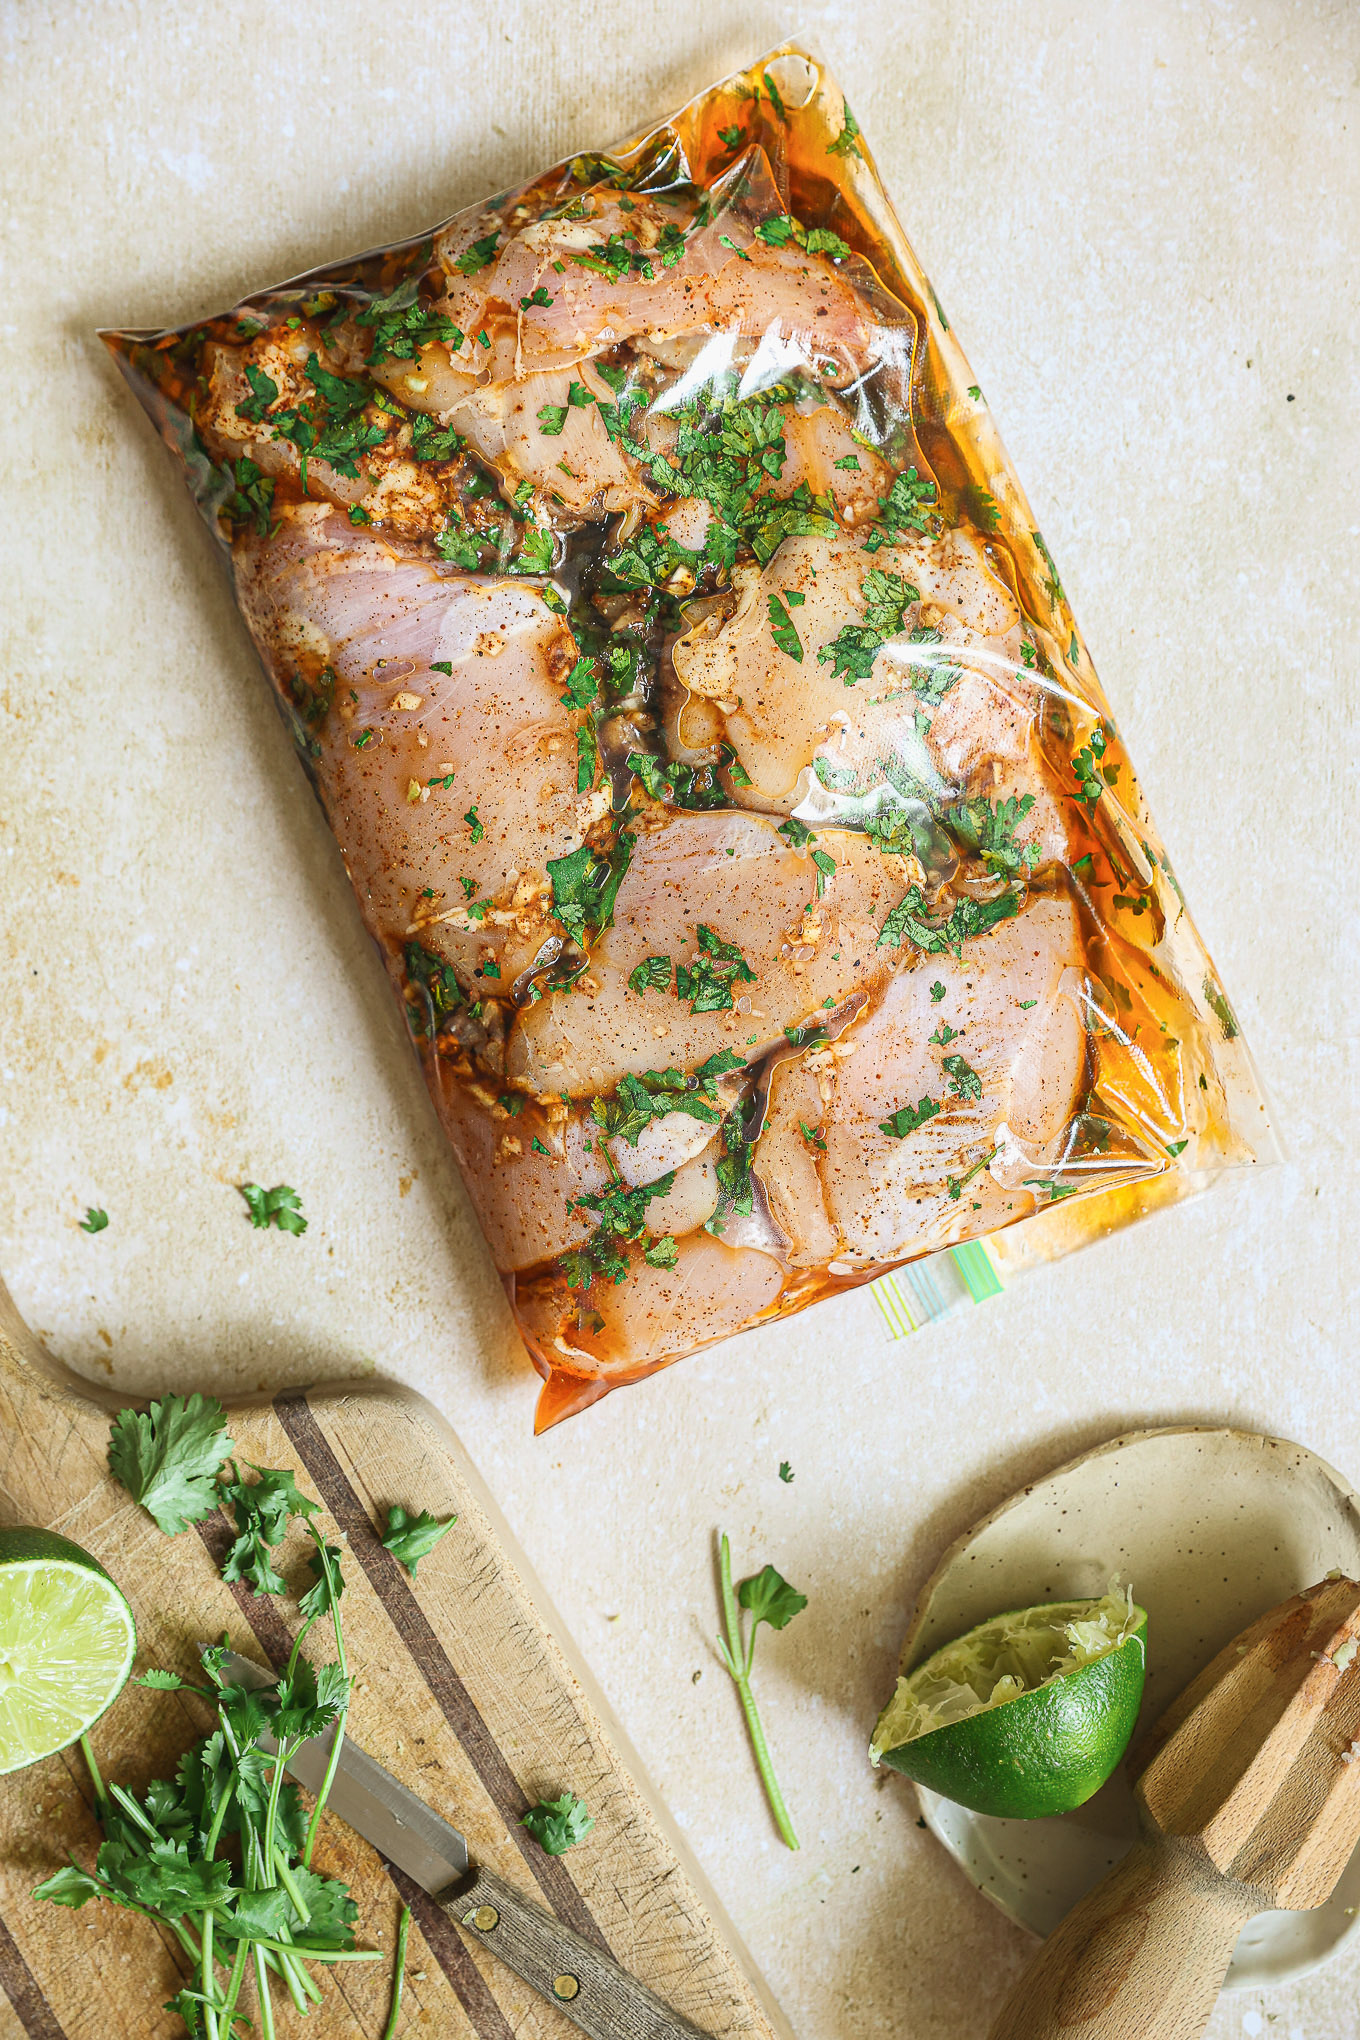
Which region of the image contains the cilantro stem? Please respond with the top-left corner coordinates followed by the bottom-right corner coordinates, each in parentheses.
top-left (302, 1529), bottom-right (350, 1869)
top-left (77, 1733), bottom-right (106, 1811)
top-left (717, 1533), bottom-right (799, 1850)
top-left (382, 1904), bottom-right (412, 2040)
top-left (219, 1939), bottom-right (250, 2036)
top-left (271, 1846), bottom-right (312, 1926)
top-left (253, 1943), bottom-right (277, 2040)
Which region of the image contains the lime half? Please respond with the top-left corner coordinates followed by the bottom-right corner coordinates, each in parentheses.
top-left (871, 1586), bottom-right (1147, 1818)
top-left (0, 1528), bottom-right (136, 1773)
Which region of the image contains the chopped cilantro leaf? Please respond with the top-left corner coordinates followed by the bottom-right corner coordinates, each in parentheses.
top-left (536, 403), bottom-right (569, 436)
top-left (675, 925), bottom-right (756, 1013)
top-left (521, 1793), bottom-right (594, 1856)
top-left (547, 836), bottom-right (634, 946)
top-left (827, 104), bottom-right (862, 158)
top-left (456, 233), bottom-right (500, 276)
top-left (768, 592), bottom-right (804, 661)
top-left (879, 886), bottom-right (1020, 956)
top-left (930, 980), bottom-right (947, 1002)
top-left (943, 1054), bottom-right (983, 1101)
top-left (628, 955), bottom-right (672, 995)
top-left (880, 1097), bottom-right (941, 1139)
top-left (80, 1206), bottom-right (109, 1234)
top-left (464, 805), bottom-right (484, 843)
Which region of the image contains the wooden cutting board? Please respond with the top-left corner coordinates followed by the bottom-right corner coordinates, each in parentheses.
top-left (0, 1280), bottom-right (785, 2040)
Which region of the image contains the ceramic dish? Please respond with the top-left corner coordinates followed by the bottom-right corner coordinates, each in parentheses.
top-left (901, 1425), bottom-right (1360, 1989)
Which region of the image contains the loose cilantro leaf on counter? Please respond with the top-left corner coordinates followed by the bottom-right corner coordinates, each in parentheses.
top-left (239, 1183), bottom-right (308, 1235)
top-left (675, 925), bottom-right (756, 1013)
top-left (880, 1098), bottom-right (941, 1139)
top-left (299, 1542), bottom-right (347, 1621)
top-left (80, 1206), bottom-right (109, 1234)
top-left (740, 1565), bottom-right (809, 1631)
top-left (778, 1460), bottom-right (795, 1482)
top-left (381, 1504), bottom-right (457, 1576)
top-left (108, 1394), bottom-right (235, 1536)
top-left (521, 1792), bottom-right (595, 1856)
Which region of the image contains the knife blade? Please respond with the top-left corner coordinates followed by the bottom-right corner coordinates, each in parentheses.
top-left (210, 1646), bottom-right (469, 1893)
top-left (204, 1646), bottom-right (714, 2040)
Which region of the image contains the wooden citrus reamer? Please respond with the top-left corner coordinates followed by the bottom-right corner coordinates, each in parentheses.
top-left (988, 1576), bottom-right (1360, 2040)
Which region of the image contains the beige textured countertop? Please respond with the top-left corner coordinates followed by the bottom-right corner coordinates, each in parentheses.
top-left (2, 2), bottom-right (1357, 2034)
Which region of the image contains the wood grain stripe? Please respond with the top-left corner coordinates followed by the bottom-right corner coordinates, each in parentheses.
top-left (0, 1911), bottom-right (68, 2040)
top-left (273, 1393), bottom-right (610, 1952)
top-left (384, 1866), bottom-right (518, 2040)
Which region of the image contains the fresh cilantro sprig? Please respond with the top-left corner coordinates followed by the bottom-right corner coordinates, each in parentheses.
top-left (716, 1535), bottom-right (807, 1850)
top-left (80, 1206), bottom-right (109, 1234)
top-left (66, 1410), bottom-right (388, 2036)
top-left (521, 1792), bottom-right (594, 1856)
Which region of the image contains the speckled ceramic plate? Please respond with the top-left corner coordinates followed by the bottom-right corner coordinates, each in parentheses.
top-left (900, 1426), bottom-right (1360, 1990)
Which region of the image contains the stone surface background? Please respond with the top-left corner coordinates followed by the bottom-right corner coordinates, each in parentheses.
top-left (1, 3), bottom-right (1356, 2034)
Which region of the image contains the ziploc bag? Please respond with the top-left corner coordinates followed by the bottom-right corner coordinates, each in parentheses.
top-left (102, 43), bottom-right (1275, 1429)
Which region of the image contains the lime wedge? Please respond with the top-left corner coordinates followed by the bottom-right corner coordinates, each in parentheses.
top-left (0, 1528), bottom-right (136, 1773)
top-left (870, 1586), bottom-right (1147, 1818)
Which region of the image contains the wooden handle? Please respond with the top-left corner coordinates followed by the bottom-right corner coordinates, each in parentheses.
top-left (986, 1838), bottom-right (1258, 2040)
top-left (452, 1865), bottom-right (716, 2040)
